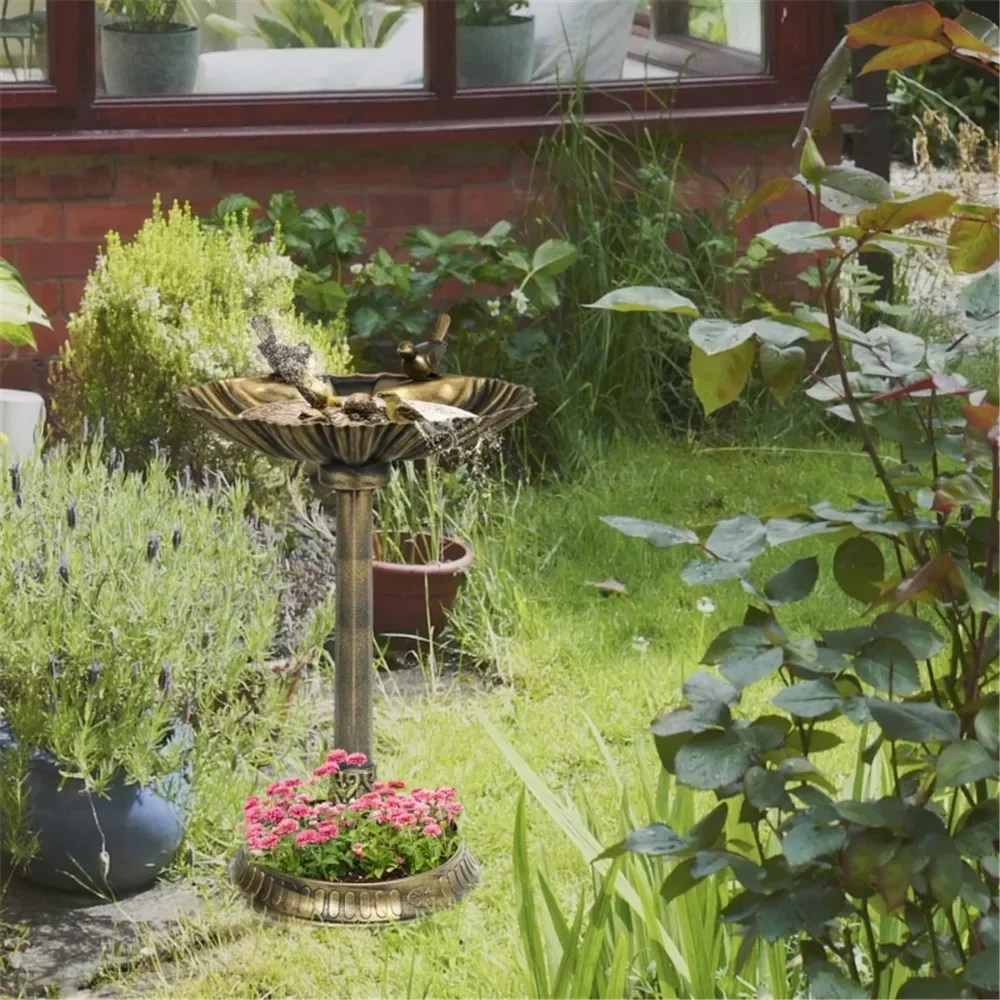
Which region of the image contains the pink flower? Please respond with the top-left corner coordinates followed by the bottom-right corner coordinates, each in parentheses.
top-left (317, 821), bottom-right (340, 838)
top-left (327, 749), bottom-right (348, 764)
top-left (345, 752), bottom-right (368, 766)
top-left (423, 822), bottom-right (443, 837)
top-left (312, 762), bottom-right (338, 777)
top-left (244, 795), bottom-right (260, 810)
top-left (394, 855), bottom-right (405, 866)
top-left (352, 842), bottom-right (365, 858)
top-left (283, 777), bottom-right (303, 789)
top-left (288, 803), bottom-right (314, 818)
top-left (274, 818), bottom-right (299, 836)
top-left (256, 833), bottom-right (279, 850)
top-left (244, 806), bottom-right (264, 823)
top-left (388, 779), bottom-right (406, 789)
top-left (265, 781), bottom-right (283, 796)
top-left (265, 806), bottom-right (286, 823)
top-left (295, 829), bottom-right (324, 847)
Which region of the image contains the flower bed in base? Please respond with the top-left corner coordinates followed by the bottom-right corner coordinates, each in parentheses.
top-left (229, 842), bottom-right (481, 923)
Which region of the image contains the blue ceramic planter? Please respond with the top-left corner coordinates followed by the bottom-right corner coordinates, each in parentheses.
top-left (1, 728), bottom-right (192, 895)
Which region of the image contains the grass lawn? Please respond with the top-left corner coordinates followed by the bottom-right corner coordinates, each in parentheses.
top-left (132, 433), bottom-right (881, 999)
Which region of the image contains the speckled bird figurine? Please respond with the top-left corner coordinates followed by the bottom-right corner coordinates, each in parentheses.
top-left (251, 315), bottom-right (340, 410)
top-left (397, 314), bottom-right (450, 380)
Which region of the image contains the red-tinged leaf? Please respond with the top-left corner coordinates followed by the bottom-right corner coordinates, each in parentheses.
top-left (962, 403), bottom-right (1000, 434)
top-left (846, 2), bottom-right (943, 48)
top-left (794, 38), bottom-right (851, 147)
top-left (871, 373), bottom-right (970, 401)
top-left (949, 217), bottom-right (1000, 273)
top-left (734, 177), bottom-right (796, 223)
top-left (942, 18), bottom-right (998, 56)
top-left (873, 552), bottom-right (960, 613)
top-left (861, 39), bottom-right (950, 73)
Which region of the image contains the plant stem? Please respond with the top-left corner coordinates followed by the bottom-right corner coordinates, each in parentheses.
top-left (924, 899), bottom-right (945, 977)
top-left (860, 902), bottom-right (881, 999)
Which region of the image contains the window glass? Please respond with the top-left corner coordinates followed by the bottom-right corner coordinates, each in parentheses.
top-left (96, 0), bottom-right (423, 97)
top-left (453, 0), bottom-right (764, 89)
top-left (0, 0), bottom-right (47, 84)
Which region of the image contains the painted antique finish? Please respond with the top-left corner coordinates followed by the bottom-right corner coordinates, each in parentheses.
top-left (229, 842), bottom-right (482, 923)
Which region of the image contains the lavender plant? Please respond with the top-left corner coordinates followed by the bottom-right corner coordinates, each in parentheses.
top-left (0, 431), bottom-right (292, 867)
top-left (588, 6), bottom-right (999, 996)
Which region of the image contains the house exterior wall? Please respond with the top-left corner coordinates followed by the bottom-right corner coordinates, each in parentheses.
top-left (0, 129), bottom-right (838, 392)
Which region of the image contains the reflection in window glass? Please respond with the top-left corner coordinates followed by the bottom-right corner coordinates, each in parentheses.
top-left (631, 0), bottom-right (763, 79)
top-left (96, 0), bottom-right (424, 97)
top-left (0, 0), bottom-right (47, 84)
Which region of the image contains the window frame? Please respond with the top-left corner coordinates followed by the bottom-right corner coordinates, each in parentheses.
top-left (1, 1), bottom-right (863, 154)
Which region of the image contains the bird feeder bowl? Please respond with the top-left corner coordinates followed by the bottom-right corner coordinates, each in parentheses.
top-left (179, 371), bottom-right (534, 922)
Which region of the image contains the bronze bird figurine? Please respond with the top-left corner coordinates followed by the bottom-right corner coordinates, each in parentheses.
top-left (398, 314), bottom-right (450, 380)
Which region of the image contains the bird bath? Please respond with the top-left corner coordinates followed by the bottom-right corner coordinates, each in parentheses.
top-left (179, 370), bottom-right (534, 921)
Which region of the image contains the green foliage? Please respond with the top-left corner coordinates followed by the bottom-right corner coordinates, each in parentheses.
top-left (205, 0), bottom-right (408, 48)
top-left (456, 0), bottom-right (528, 27)
top-left (0, 257), bottom-right (50, 351)
top-left (101, 0), bottom-right (188, 31)
top-left (592, 21), bottom-right (1000, 1000)
top-left (50, 198), bottom-right (351, 486)
top-left (0, 433), bottom-right (293, 867)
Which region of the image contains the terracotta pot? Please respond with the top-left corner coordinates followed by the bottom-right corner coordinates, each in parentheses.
top-left (372, 532), bottom-right (473, 648)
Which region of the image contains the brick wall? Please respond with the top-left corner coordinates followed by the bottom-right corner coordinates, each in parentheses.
top-left (0, 129), bottom-right (837, 393)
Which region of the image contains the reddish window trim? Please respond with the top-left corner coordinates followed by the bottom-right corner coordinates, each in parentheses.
top-left (1, 0), bottom-right (853, 155)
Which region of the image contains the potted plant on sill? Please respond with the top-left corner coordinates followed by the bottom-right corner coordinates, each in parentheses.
top-left (230, 749), bottom-right (479, 922)
top-left (0, 258), bottom-right (50, 464)
top-left (456, 0), bottom-right (534, 88)
top-left (0, 434), bottom-right (288, 895)
top-left (100, 0), bottom-right (201, 96)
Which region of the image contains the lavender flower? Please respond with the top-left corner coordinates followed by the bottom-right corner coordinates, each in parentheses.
top-left (171, 525), bottom-right (182, 550)
top-left (147, 532), bottom-right (160, 561)
top-left (180, 694), bottom-right (194, 725)
top-left (107, 447), bottom-right (119, 473)
top-left (159, 661), bottom-right (173, 694)
top-left (58, 553), bottom-right (70, 585)
top-left (87, 661), bottom-right (102, 686)
top-left (15, 492), bottom-right (22, 508)
top-left (67, 498), bottom-right (78, 529)
top-left (9, 462), bottom-right (21, 494)
top-left (48, 652), bottom-right (60, 679)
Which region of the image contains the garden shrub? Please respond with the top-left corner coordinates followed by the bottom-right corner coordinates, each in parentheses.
top-left (50, 198), bottom-right (352, 486)
top-left (0, 433), bottom-right (299, 867)
top-left (521, 7), bottom-right (998, 996)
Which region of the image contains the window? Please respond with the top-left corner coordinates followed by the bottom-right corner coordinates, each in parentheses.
top-left (1, 0), bottom-right (849, 153)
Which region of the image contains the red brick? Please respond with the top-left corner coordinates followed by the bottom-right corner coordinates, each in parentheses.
top-left (367, 188), bottom-right (463, 230)
top-left (0, 357), bottom-right (46, 391)
top-left (0, 244), bottom-right (18, 267)
top-left (64, 201), bottom-right (152, 240)
top-left (1, 202), bottom-right (62, 240)
top-left (461, 183), bottom-right (519, 224)
top-left (411, 159), bottom-right (510, 188)
top-left (28, 280), bottom-right (61, 318)
top-left (17, 241), bottom-right (100, 279)
top-left (0, 171), bottom-right (14, 200)
top-left (116, 158), bottom-right (215, 199)
top-left (17, 165), bottom-right (115, 201)
top-left (25, 316), bottom-right (69, 357)
top-left (61, 278), bottom-right (87, 315)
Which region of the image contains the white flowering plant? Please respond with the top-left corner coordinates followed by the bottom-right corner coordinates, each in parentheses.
top-left (51, 198), bottom-right (352, 489)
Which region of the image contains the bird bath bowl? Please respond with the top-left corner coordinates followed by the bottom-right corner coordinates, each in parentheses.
top-left (179, 371), bottom-right (534, 922)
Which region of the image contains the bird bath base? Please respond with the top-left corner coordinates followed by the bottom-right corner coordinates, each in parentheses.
top-left (229, 843), bottom-right (481, 924)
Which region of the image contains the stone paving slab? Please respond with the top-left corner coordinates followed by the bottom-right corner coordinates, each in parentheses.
top-left (1, 877), bottom-right (205, 997)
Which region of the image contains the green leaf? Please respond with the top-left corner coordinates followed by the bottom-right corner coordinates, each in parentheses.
top-left (794, 37), bottom-right (850, 145)
top-left (759, 342), bottom-right (807, 403)
top-left (684, 670), bottom-right (739, 709)
top-left (975, 698), bottom-right (999, 755)
top-left (858, 191), bottom-right (957, 232)
top-left (734, 176), bottom-right (796, 223)
top-left (722, 645), bottom-right (784, 691)
top-left (820, 163), bottom-right (893, 207)
top-left (687, 804), bottom-right (729, 851)
top-left (872, 613), bottom-right (944, 660)
top-left (897, 978), bottom-right (965, 999)
top-left (595, 822), bottom-right (687, 861)
top-left (706, 514), bottom-right (768, 562)
top-left (478, 220), bottom-right (512, 246)
top-left (807, 960), bottom-right (866, 999)
top-left (764, 557), bottom-right (819, 605)
top-left (833, 536), bottom-right (885, 603)
top-left (703, 626), bottom-right (769, 664)
top-left (841, 828), bottom-right (899, 896)
top-left (782, 820), bottom-right (847, 866)
top-left (691, 341), bottom-right (756, 416)
top-left (600, 515), bottom-right (699, 547)
top-left (689, 318), bottom-right (756, 356)
top-left (853, 325), bottom-right (925, 377)
top-left (936, 741), bottom-right (998, 786)
top-left (773, 679), bottom-right (843, 718)
top-left (530, 238), bottom-right (578, 277)
top-left (681, 558), bottom-right (751, 586)
top-left (854, 638), bottom-right (921, 695)
top-left (755, 221), bottom-right (836, 254)
top-left (965, 945), bottom-right (1000, 990)
top-left (744, 766), bottom-right (791, 809)
top-left (867, 699), bottom-right (960, 743)
top-left (674, 730), bottom-right (754, 790)
top-left (927, 836), bottom-right (964, 908)
top-left (660, 857), bottom-right (699, 905)
top-left (585, 286), bottom-right (700, 316)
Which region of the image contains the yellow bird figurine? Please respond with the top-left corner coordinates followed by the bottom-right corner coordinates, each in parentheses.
top-left (380, 392), bottom-right (424, 424)
top-left (398, 314), bottom-right (450, 380)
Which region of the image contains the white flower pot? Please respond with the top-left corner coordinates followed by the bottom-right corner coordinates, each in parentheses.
top-left (0, 388), bottom-right (46, 463)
